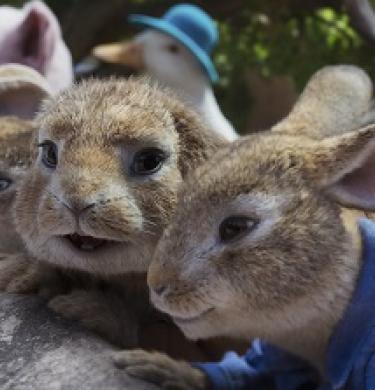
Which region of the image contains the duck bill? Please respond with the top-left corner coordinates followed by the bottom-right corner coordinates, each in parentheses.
top-left (92, 41), bottom-right (144, 70)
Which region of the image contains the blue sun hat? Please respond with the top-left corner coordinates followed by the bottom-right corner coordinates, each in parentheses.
top-left (128, 3), bottom-right (219, 83)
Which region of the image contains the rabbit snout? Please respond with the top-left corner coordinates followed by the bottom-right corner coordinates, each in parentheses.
top-left (147, 258), bottom-right (214, 326)
top-left (60, 198), bottom-right (95, 218)
top-left (39, 187), bottom-right (144, 240)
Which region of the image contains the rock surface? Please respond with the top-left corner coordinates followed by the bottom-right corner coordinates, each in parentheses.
top-left (0, 293), bottom-right (155, 390)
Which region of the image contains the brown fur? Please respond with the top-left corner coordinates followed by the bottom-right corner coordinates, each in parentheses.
top-left (113, 66), bottom-right (375, 389)
top-left (124, 130), bottom-right (375, 388)
top-left (0, 64), bottom-right (52, 254)
top-left (0, 116), bottom-right (33, 253)
top-left (0, 77), bottom-right (226, 354)
top-left (272, 65), bottom-right (373, 138)
top-left (13, 77), bottom-right (224, 275)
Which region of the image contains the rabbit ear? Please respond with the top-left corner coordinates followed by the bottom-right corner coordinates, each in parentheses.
top-left (174, 108), bottom-right (227, 177)
top-left (272, 65), bottom-right (373, 139)
top-left (162, 96), bottom-right (227, 177)
top-left (307, 124), bottom-right (375, 210)
top-left (0, 63), bottom-right (51, 119)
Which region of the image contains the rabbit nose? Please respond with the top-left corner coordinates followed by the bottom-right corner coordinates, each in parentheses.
top-left (62, 199), bottom-right (95, 217)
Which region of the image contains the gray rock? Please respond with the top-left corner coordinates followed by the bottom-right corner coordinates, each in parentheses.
top-left (0, 293), bottom-right (156, 390)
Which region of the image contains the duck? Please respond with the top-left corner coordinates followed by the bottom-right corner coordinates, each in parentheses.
top-left (93, 4), bottom-right (238, 141)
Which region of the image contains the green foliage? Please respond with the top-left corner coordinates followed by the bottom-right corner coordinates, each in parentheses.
top-left (213, 4), bottom-right (375, 130)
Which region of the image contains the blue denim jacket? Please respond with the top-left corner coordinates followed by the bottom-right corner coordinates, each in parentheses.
top-left (196, 218), bottom-right (375, 390)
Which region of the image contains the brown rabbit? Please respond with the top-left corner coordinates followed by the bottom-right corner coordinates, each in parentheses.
top-left (0, 117), bottom-right (33, 254)
top-left (0, 77), bottom-right (226, 356)
top-left (0, 64), bottom-right (51, 254)
top-left (112, 68), bottom-right (375, 389)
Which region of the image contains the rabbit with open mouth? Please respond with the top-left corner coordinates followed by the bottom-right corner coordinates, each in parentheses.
top-left (0, 76), bottom-right (226, 356)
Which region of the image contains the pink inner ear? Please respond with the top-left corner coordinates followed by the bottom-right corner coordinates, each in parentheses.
top-left (337, 152), bottom-right (375, 209)
top-left (17, 8), bottom-right (55, 73)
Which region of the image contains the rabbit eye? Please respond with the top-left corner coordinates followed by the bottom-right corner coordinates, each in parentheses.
top-left (219, 216), bottom-right (258, 243)
top-left (131, 148), bottom-right (167, 176)
top-left (39, 141), bottom-right (58, 169)
top-left (0, 178), bottom-right (12, 191)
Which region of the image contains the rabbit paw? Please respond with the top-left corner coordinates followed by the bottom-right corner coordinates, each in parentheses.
top-left (113, 349), bottom-right (209, 390)
top-left (0, 253), bottom-right (62, 297)
top-left (0, 253), bottom-right (46, 294)
top-left (48, 290), bottom-right (107, 321)
top-left (48, 290), bottom-right (139, 347)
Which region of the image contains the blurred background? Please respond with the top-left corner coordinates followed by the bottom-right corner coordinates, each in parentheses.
top-left (3, 0), bottom-right (375, 134)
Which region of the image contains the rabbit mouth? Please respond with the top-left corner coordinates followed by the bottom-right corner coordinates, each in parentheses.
top-left (63, 233), bottom-right (110, 252)
top-left (172, 307), bottom-right (214, 325)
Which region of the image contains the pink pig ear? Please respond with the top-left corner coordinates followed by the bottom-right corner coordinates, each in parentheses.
top-left (0, 63), bottom-right (51, 119)
top-left (15, 1), bottom-right (60, 73)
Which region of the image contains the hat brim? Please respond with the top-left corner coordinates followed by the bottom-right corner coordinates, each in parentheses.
top-left (128, 15), bottom-right (218, 83)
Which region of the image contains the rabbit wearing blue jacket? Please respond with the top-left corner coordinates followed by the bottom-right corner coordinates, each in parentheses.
top-left (114, 65), bottom-right (375, 390)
